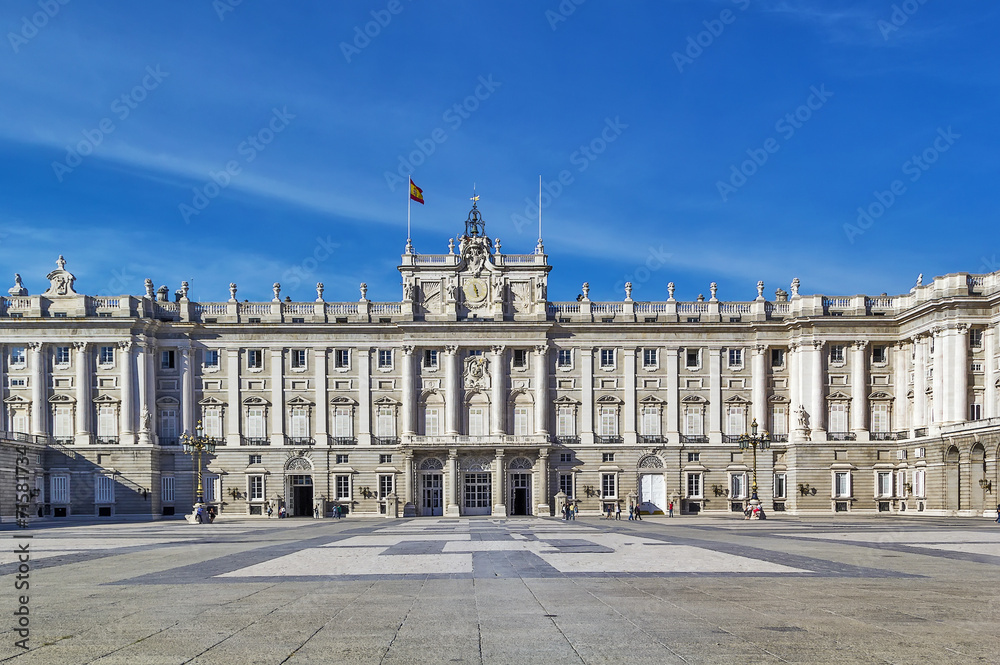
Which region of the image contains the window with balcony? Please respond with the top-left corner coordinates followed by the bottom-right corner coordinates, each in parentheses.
top-left (513, 406), bottom-right (530, 436)
top-left (829, 402), bottom-right (848, 434)
top-left (376, 406), bottom-right (396, 439)
top-left (247, 407), bottom-right (266, 440)
top-left (159, 409), bottom-right (177, 443)
top-left (684, 407), bottom-right (704, 440)
top-left (289, 407), bottom-right (310, 441)
top-left (424, 407), bottom-right (440, 436)
top-left (53, 406), bottom-right (73, 441)
top-left (598, 406), bottom-right (618, 439)
top-left (203, 409), bottom-right (223, 440)
top-left (871, 403), bottom-right (890, 434)
top-left (556, 406), bottom-right (576, 441)
top-left (468, 407), bottom-right (486, 436)
top-left (726, 405), bottom-right (745, 438)
top-left (333, 406), bottom-right (354, 441)
top-left (97, 405), bottom-right (117, 442)
top-left (771, 405), bottom-right (787, 439)
top-left (641, 405), bottom-right (660, 438)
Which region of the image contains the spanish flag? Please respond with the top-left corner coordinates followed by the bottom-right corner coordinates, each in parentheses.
top-left (409, 178), bottom-right (424, 205)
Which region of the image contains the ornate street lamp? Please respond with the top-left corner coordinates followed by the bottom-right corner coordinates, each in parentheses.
top-left (181, 420), bottom-right (216, 505)
top-left (737, 418), bottom-right (771, 504)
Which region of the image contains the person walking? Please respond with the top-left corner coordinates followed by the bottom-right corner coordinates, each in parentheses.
top-left (195, 505), bottom-right (204, 524)
top-left (996, 503), bottom-right (1000, 524)
top-left (628, 504), bottom-right (634, 521)
top-left (266, 502), bottom-right (273, 519)
top-left (667, 501), bottom-right (674, 518)
top-left (634, 505), bottom-right (642, 521)
top-left (570, 503), bottom-right (576, 520)
top-left (615, 503), bottom-right (622, 520)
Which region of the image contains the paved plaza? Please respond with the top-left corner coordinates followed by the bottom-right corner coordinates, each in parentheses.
top-left (2, 515), bottom-right (1000, 664)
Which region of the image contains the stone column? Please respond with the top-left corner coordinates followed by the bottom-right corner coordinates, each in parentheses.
top-left (181, 346), bottom-right (194, 436)
top-left (401, 345), bottom-right (415, 437)
top-left (850, 341), bottom-right (868, 438)
top-left (490, 345), bottom-right (506, 435)
top-left (913, 336), bottom-right (927, 428)
top-left (444, 345), bottom-right (460, 435)
top-left (74, 342), bottom-right (90, 443)
top-left (145, 342), bottom-right (156, 442)
top-left (226, 347), bottom-right (241, 446)
top-left (29, 343), bottom-right (45, 436)
top-left (0, 344), bottom-right (4, 430)
top-left (986, 326), bottom-right (998, 419)
top-left (932, 329), bottom-right (945, 425)
top-left (709, 348), bottom-right (721, 443)
top-left (136, 342), bottom-right (151, 444)
top-left (534, 344), bottom-right (549, 436)
top-left (446, 448), bottom-right (460, 516)
top-left (536, 448), bottom-right (550, 515)
top-left (893, 342), bottom-right (909, 433)
top-left (665, 346), bottom-right (679, 442)
top-left (580, 347), bottom-right (594, 444)
top-left (623, 347), bottom-right (636, 444)
top-left (314, 348), bottom-right (328, 444)
top-left (402, 451), bottom-right (416, 517)
top-left (953, 325), bottom-right (969, 423)
top-left (119, 340), bottom-right (135, 443)
top-left (751, 344), bottom-right (767, 427)
top-left (809, 341), bottom-right (825, 436)
top-left (493, 448), bottom-right (506, 516)
top-left (357, 348), bottom-right (372, 445)
top-left (270, 348), bottom-right (284, 444)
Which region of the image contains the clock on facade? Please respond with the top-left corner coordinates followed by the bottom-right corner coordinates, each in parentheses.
top-left (463, 278), bottom-right (488, 304)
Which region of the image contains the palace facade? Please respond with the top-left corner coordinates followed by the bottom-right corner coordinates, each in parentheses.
top-left (1, 202), bottom-right (999, 521)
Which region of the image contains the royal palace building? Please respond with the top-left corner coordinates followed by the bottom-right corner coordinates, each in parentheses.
top-left (1, 202), bottom-right (999, 521)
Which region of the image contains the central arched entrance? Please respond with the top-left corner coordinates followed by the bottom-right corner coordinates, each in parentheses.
top-left (284, 455), bottom-right (314, 517)
top-left (508, 457), bottom-right (533, 515)
top-left (462, 456), bottom-right (493, 516)
top-left (637, 455), bottom-right (667, 515)
top-left (419, 457), bottom-right (444, 516)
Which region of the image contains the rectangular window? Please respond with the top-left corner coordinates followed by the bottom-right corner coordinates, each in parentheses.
top-left (249, 454), bottom-right (262, 464)
top-left (829, 403), bottom-right (848, 432)
top-left (161, 350), bottom-right (175, 369)
top-left (247, 407), bottom-right (265, 438)
top-left (290, 349), bottom-right (307, 369)
top-left (334, 349), bottom-right (350, 368)
top-left (335, 454), bottom-right (349, 464)
top-left (379, 454), bottom-right (392, 464)
top-left (468, 407), bottom-right (486, 436)
top-left (643, 348), bottom-right (657, 368)
top-left (160, 409), bottom-right (177, 440)
top-left (513, 406), bottom-right (529, 436)
top-left (557, 349), bottom-right (572, 367)
top-left (914, 469), bottom-right (926, 497)
top-left (203, 349), bottom-right (219, 368)
top-left (55, 346), bottom-right (71, 365)
top-left (687, 452), bottom-right (700, 462)
top-left (51, 475), bottom-right (70, 504)
top-left (730, 473), bottom-right (746, 499)
top-left (559, 452), bottom-right (571, 463)
top-left (559, 473), bottom-right (573, 499)
top-left (872, 345), bottom-right (887, 364)
top-left (728, 348), bottom-right (742, 368)
top-left (897, 470), bottom-right (907, 497)
top-left (97, 405), bottom-right (117, 438)
top-left (513, 349), bottom-right (528, 368)
top-left (599, 406), bottom-right (618, 436)
top-left (600, 348), bottom-right (614, 369)
top-left (378, 475), bottom-right (394, 499)
top-left (771, 348), bottom-right (785, 368)
top-left (970, 328), bottom-right (983, 348)
top-left (99, 346), bottom-right (115, 365)
top-left (641, 406), bottom-right (660, 436)
top-left (871, 403), bottom-right (890, 433)
top-left (423, 349), bottom-right (438, 369)
top-left (333, 407), bottom-right (353, 438)
top-left (468, 349), bottom-right (483, 357)
top-left (601, 473), bottom-right (617, 498)
top-left (378, 349), bottom-right (393, 369)
top-left (161, 476), bottom-right (175, 503)
top-left (876, 472), bottom-right (892, 498)
top-left (971, 403), bottom-right (983, 421)
top-left (203, 409), bottom-right (222, 439)
top-left (95, 476), bottom-right (115, 503)
top-left (834, 471), bottom-right (851, 498)
top-left (557, 406), bottom-right (575, 437)
top-left (830, 345), bottom-right (845, 363)
top-left (773, 473), bottom-right (787, 499)
top-left (54, 406), bottom-right (73, 438)
top-left (204, 475), bottom-right (218, 503)
top-left (686, 473), bottom-right (702, 498)
top-left (336, 475), bottom-right (351, 500)
top-left (602, 452), bottom-right (615, 462)
top-left (13, 411), bottom-right (29, 434)
top-left (771, 405), bottom-right (787, 436)
top-left (10, 346), bottom-right (26, 365)
top-left (247, 350), bottom-right (263, 369)
top-left (249, 475), bottom-right (264, 501)
top-left (686, 349), bottom-right (699, 368)
top-left (685, 408), bottom-right (703, 436)
top-left (377, 406), bottom-right (395, 437)
top-left (290, 407), bottom-right (309, 438)
top-left (424, 407), bottom-right (440, 435)
top-left (726, 405), bottom-right (745, 436)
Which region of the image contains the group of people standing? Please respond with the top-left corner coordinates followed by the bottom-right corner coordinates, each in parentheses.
top-left (561, 502), bottom-right (577, 520)
top-left (194, 505), bottom-right (216, 523)
top-left (265, 503), bottom-right (286, 519)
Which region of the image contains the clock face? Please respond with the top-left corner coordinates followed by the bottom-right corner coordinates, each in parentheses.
top-left (463, 278), bottom-right (488, 304)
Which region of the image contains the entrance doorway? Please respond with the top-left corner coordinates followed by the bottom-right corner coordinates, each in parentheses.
top-left (289, 474), bottom-right (313, 516)
top-left (510, 473), bottom-right (531, 515)
top-left (422, 473), bottom-right (443, 516)
top-left (464, 472), bottom-right (492, 515)
top-left (639, 474), bottom-right (666, 514)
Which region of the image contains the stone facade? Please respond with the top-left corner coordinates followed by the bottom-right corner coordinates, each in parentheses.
top-left (1, 205), bottom-right (999, 521)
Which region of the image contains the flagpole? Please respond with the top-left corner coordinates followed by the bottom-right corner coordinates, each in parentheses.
top-left (537, 175), bottom-right (544, 254)
top-left (407, 177), bottom-right (412, 253)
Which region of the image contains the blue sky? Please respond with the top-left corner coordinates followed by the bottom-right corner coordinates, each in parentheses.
top-left (0, 0), bottom-right (997, 304)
